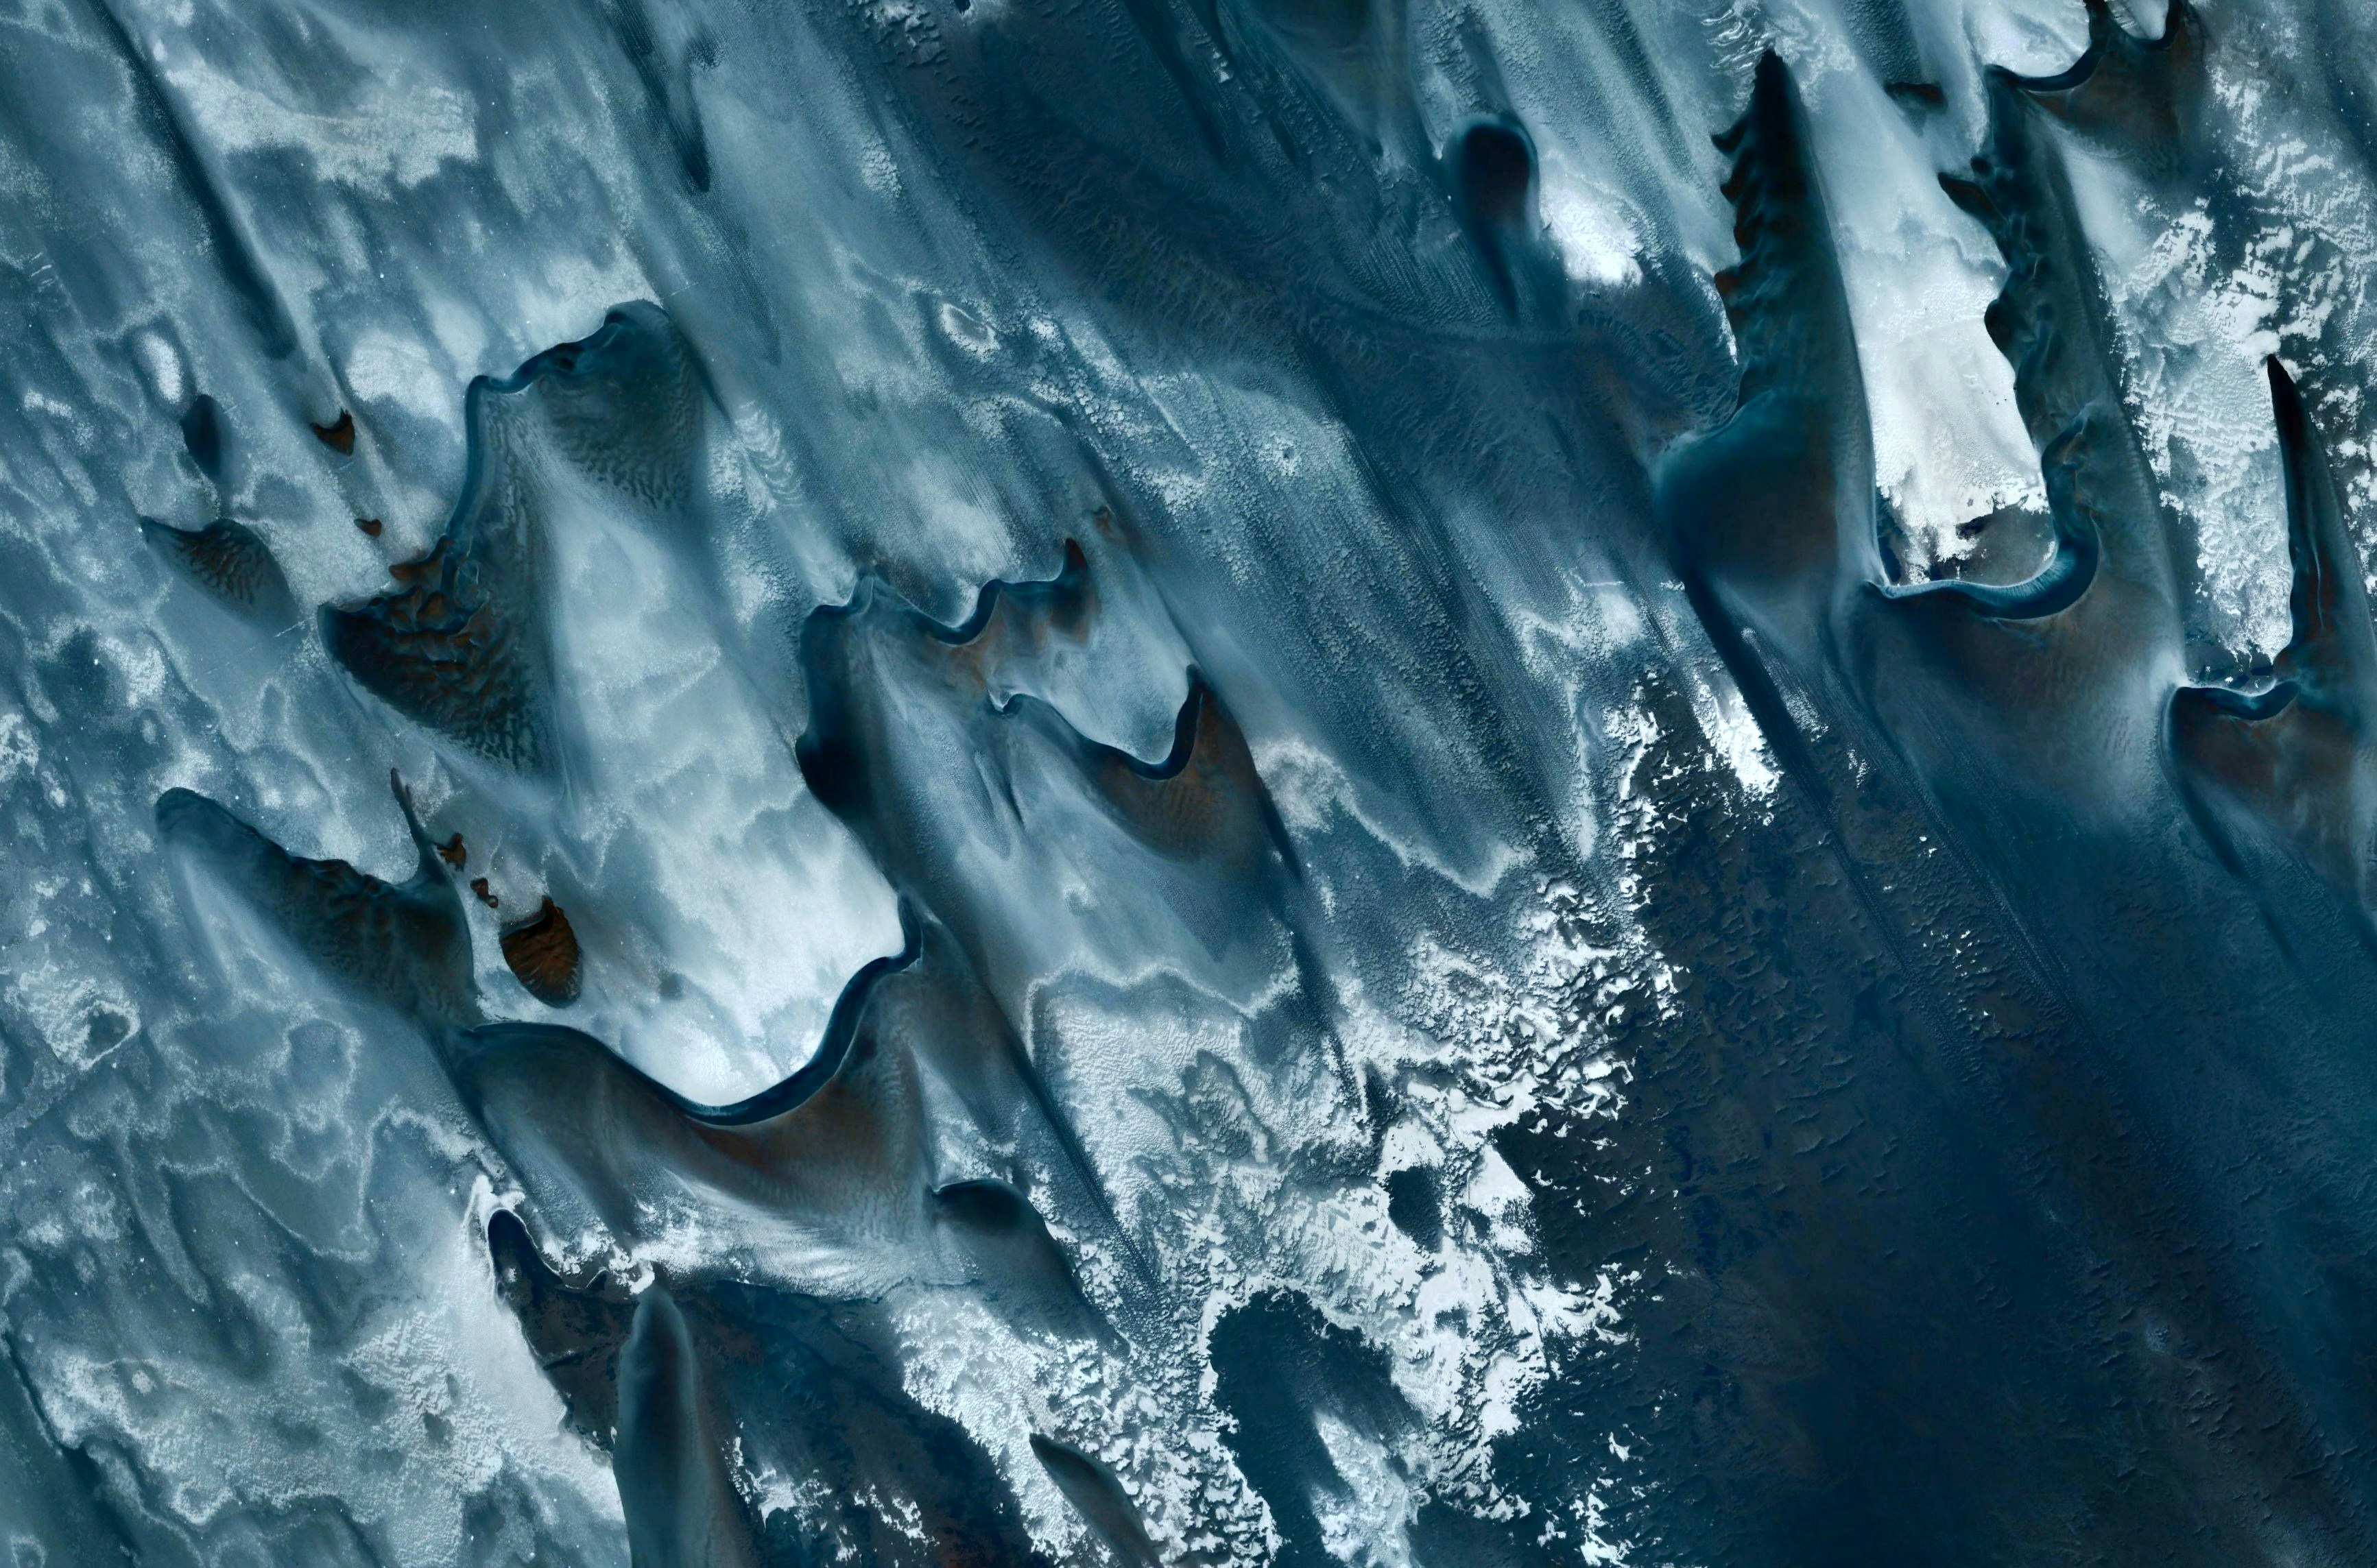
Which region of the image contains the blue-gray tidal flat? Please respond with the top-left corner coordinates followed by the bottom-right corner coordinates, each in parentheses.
top-left (3, 0), bottom-right (2377, 1563)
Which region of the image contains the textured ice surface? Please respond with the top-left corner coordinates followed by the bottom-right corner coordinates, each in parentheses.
top-left (8, 0), bottom-right (2377, 1565)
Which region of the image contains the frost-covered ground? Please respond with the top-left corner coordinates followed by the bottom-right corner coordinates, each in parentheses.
top-left (6, 0), bottom-right (2377, 1563)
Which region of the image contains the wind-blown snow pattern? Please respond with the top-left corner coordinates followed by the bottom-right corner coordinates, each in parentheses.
top-left (6, 0), bottom-right (2377, 1562)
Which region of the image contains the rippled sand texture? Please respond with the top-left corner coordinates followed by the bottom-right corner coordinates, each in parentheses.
top-left (6, 0), bottom-right (2377, 1563)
